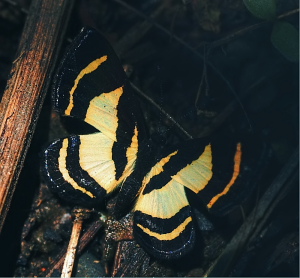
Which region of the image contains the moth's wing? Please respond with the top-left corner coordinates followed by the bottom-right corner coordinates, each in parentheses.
top-left (132, 142), bottom-right (211, 260)
top-left (133, 181), bottom-right (195, 260)
top-left (43, 132), bottom-right (139, 207)
top-left (195, 137), bottom-right (268, 215)
top-left (43, 28), bottom-right (147, 205)
top-left (53, 27), bottom-right (147, 143)
top-left (133, 137), bottom-right (265, 259)
top-left (168, 137), bottom-right (267, 215)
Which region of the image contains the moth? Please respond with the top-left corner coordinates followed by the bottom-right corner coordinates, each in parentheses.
top-left (43, 27), bottom-right (261, 260)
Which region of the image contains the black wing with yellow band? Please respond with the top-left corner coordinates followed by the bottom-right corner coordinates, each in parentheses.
top-left (132, 138), bottom-right (250, 259)
top-left (43, 28), bottom-right (146, 207)
top-left (133, 139), bottom-right (210, 259)
top-left (43, 27), bottom-right (261, 260)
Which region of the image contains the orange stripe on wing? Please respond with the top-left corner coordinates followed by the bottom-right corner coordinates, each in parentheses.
top-left (207, 143), bottom-right (242, 209)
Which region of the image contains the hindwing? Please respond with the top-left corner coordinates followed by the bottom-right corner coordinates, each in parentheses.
top-left (133, 138), bottom-right (262, 259)
top-left (43, 28), bottom-right (146, 207)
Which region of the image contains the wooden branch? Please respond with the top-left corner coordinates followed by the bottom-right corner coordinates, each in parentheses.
top-left (0, 0), bottom-right (74, 232)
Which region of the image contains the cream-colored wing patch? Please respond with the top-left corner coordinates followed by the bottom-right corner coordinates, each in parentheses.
top-left (79, 130), bottom-right (138, 193)
top-left (172, 144), bottom-right (213, 193)
top-left (134, 179), bottom-right (189, 219)
top-left (85, 87), bottom-right (124, 141)
top-left (79, 133), bottom-right (117, 193)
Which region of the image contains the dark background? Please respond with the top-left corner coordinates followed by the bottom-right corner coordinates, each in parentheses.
top-left (0, 0), bottom-right (298, 276)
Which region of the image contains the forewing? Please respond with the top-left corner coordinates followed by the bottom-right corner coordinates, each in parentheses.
top-left (165, 137), bottom-right (265, 215)
top-left (53, 27), bottom-right (146, 143)
top-left (43, 28), bottom-right (147, 205)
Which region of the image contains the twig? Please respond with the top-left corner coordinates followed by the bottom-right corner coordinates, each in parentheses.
top-left (61, 208), bottom-right (91, 278)
top-left (61, 218), bottom-right (83, 278)
top-left (45, 218), bottom-right (104, 277)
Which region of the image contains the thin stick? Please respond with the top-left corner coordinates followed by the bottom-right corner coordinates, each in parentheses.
top-left (45, 219), bottom-right (103, 277)
top-left (61, 217), bottom-right (83, 278)
top-left (61, 208), bottom-right (92, 278)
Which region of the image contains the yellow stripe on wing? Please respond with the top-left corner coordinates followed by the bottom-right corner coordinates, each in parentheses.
top-left (58, 138), bottom-right (95, 198)
top-left (65, 55), bottom-right (108, 115)
top-left (142, 150), bottom-right (178, 186)
top-left (136, 216), bottom-right (192, 241)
